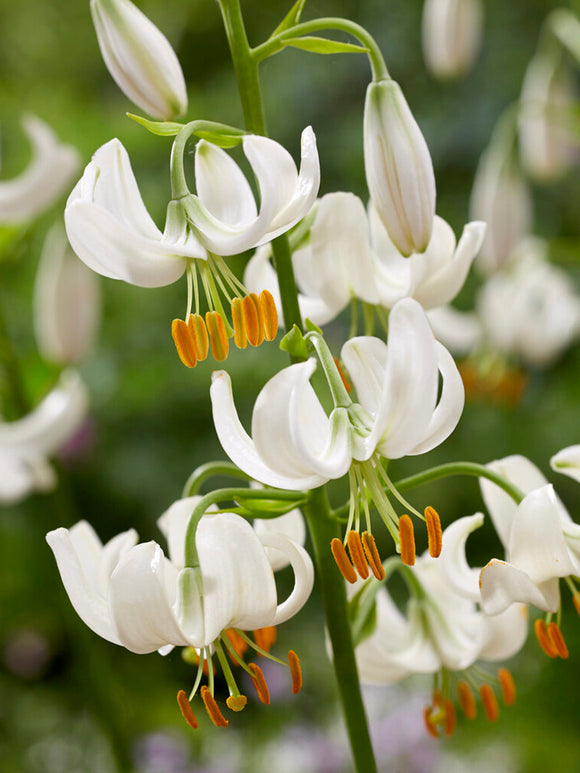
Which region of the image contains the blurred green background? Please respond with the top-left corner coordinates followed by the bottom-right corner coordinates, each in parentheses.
top-left (1, 0), bottom-right (580, 771)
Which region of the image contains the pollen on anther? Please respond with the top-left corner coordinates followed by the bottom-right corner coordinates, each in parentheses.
top-left (479, 684), bottom-right (499, 722)
top-left (457, 680), bottom-right (477, 719)
top-left (200, 685), bottom-right (229, 727)
top-left (423, 707), bottom-right (439, 738)
top-left (288, 650), bottom-right (303, 694)
top-left (424, 506), bottom-right (443, 558)
top-left (242, 294), bottom-right (264, 347)
top-left (177, 689), bottom-right (199, 729)
top-left (259, 290), bottom-right (278, 341)
top-left (361, 531), bottom-right (385, 580)
top-left (231, 298), bottom-right (248, 349)
top-left (498, 668), bottom-right (516, 706)
top-left (547, 622), bottom-right (570, 659)
top-left (330, 538), bottom-right (357, 583)
top-left (226, 695), bottom-right (248, 712)
top-left (249, 662), bottom-right (271, 705)
top-left (188, 313), bottom-right (209, 361)
top-left (399, 515), bottom-right (416, 566)
top-left (534, 619), bottom-right (559, 658)
top-left (444, 699), bottom-right (456, 737)
top-left (205, 311), bottom-right (229, 362)
top-left (172, 319), bottom-right (197, 368)
top-left (347, 530), bottom-right (369, 579)
top-left (333, 357), bottom-right (352, 393)
top-left (253, 626), bottom-right (277, 654)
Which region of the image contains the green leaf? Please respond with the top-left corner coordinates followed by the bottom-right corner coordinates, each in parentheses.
top-left (281, 36), bottom-right (369, 55)
top-left (304, 318), bottom-right (322, 335)
top-left (280, 325), bottom-right (309, 360)
top-left (270, 0), bottom-right (308, 38)
top-left (126, 113), bottom-right (184, 136)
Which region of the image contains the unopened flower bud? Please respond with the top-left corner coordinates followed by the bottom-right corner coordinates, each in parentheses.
top-left (90, 0), bottom-right (187, 120)
top-left (364, 79), bottom-right (436, 257)
top-left (422, 0), bottom-right (483, 80)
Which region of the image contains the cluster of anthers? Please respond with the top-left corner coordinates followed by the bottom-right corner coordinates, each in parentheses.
top-left (423, 668), bottom-right (517, 738)
top-left (171, 259), bottom-right (278, 367)
top-left (534, 617), bottom-right (571, 660)
top-left (176, 626), bottom-right (302, 729)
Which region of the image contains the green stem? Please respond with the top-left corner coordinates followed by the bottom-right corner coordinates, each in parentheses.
top-left (304, 487), bottom-right (377, 773)
top-left (253, 17), bottom-right (389, 81)
top-left (0, 297), bottom-right (29, 417)
top-left (182, 461), bottom-right (251, 497)
top-left (270, 233), bottom-right (304, 338)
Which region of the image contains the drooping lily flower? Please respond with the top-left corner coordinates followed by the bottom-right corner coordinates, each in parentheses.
top-left (351, 515), bottom-right (527, 735)
top-left (0, 116), bottom-right (79, 225)
top-left (211, 298), bottom-right (464, 570)
top-left (47, 497), bottom-right (314, 727)
top-left (91, 0), bottom-right (188, 120)
top-left (34, 226), bottom-right (101, 365)
top-left (422, 0), bottom-right (483, 80)
top-left (0, 370), bottom-right (89, 504)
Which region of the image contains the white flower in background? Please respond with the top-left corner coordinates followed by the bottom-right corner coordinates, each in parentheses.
top-left (364, 79), bottom-right (436, 256)
top-left (519, 50), bottom-right (578, 183)
top-left (477, 239), bottom-right (580, 367)
top-left (245, 193), bottom-right (485, 328)
top-left (470, 144), bottom-right (533, 274)
top-left (551, 445), bottom-right (580, 483)
top-left (0, 116), bottom-right (79, 225)
top-left (34, 225), bottom-right (101, 365)
top-left (422, 0), bottom-right (483, 80)
top-left (91, 0), bottom-right (187, 120)
top-left (0, 371), bottom-right (88, 504)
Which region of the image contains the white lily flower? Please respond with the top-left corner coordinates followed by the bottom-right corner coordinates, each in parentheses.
top-left (0, 370), bottom-right (89, 504)
top-left (551, 445), bottom-right (580, 483)
top-left (519, 51), bottom-right (578, 183)
top-left (34, 226), bottom-right (100, 365)
top-left (364, 79), bottom-right (436, 256)
top-left (91, 0), bottom-right (187, 120)
top-left (422, 0), bottom-right (483, 80)
top-left (0, 116), bottom-right (79, 225)
top-left (182, 127), bottom-right (320, 256)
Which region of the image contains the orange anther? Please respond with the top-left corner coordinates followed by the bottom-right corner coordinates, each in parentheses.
top-left (333, 357), bottom-right (352, 393)
top-left (457, 680), bottom-right (477, 719)
top-left (200, 686), bottom-right (228, 727)
top-left (226, 695), bottom-right (247, 712)
top-left (231, 297), bottom-right (248, 349)
top-left (547, 622), bottom-right (570, 659)
top-left (425, 506), bottom-right (443, 558)
top-left (399, 515), bottom-right (416, 566)
top-left (361, 531), bottom-right (385, 580)
top-left (176, 689), bottom-right (198, 729)
top-left (288, 650), bottom-right (302, 694)
top-left (248, 663), bottom-right (271, 705)
top-left (574, 593), bottom-right (580, 618)
top-left (346, 530), bottom-right (369, 580)
top-left (498, 668), bottom-right (516, 706)
top-left (171, 319), bottom-right (197, 368)
top-left (479, 684), bottom-right (499, 722)
top-left (330, 538), bottom-right (357, 584)
top-left (187, 313), bottom-right (209, 361)
top-left (242, 294), bottom-right (264, 347)
top-left (205, 311), bottom-right (229, 362)
top-left (224, 628), bottom-right (248, 662)
top-left (444, 699), bottom-right (456, 737)
top-left (423, 707), bottom-right (439, 738)
top-left (253, 626), bottom-right (277, 654)
top-left (259, 290), bottom-right (278, 341)
top-left (534, 619), bottom-right (559, 658)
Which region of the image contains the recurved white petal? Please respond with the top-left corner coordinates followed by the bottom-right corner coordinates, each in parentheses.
top-left (437, 513), bottom-right (484, 602)
top-left (480, 558), bottom-right (560, 614)
top-left (195, 140), bottom-right (258, 226)
top-left (479, 603), bottom-right (529, 661)
top-left (258, 531), bottom-right (314, 625)
top-left (550, 445), bottom-right (580, 483)
top-left (157, 496), bottom-right (201, 569)
top-left (254, 508), bottom-right (306, 571)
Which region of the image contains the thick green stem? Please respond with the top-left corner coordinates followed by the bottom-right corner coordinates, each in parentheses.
top-left (304, 488), bottom-right (377, 773)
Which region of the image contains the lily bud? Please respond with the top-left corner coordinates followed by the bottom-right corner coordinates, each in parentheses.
top-left (364, 79), bottom-right (436, 257)
top-left (90, 0), bottom-right (187, 120)
top-left (34, 226), bottom-right (100, 365)
top-left (422, 0), bottom-right (483, 80)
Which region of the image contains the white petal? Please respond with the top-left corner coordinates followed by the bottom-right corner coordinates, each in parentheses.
top-left (254, 509), bottom-right (306, 571)
top-left (157, 496), bottom-right (202, 569)
top-left (480, 559), bottom-right (560, 614)
top-left (426, 305), bottom-right (482, 355)
top-left (341, 336), bottom-right (388, 420)
top-left (437, 513), bottom-right (484, 602)
top-left (550, 445), bottom-right (580, 483)
top-left (258, 531), bottom-right (314, 625)
top-left (195, 141), bottom-right (257, 226)
top-left (479, 603), bottom-right (529, 661)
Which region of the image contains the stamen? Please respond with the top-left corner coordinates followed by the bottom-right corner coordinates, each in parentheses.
top-left (188, 313), bottom-right (209, 361)
top-left (288, 650), bottom-right (302, 694)
top-left (330, 538), bottom-right (357, 583)
top-left (498, 668), bottom-right (516, 706)
top-left (423, 707), bottom-right (439, 738)
top-left (457, 680), bottom-right (477, 719)
top-left (259, 290), bottom-right (278, 341)
top-left (176, 689), bottom-right (199, 729)
top-left (534, 619), bottom-right (559, 658)
top-left (547, 622), bottom-right (570, 659)
top-left (231, 298), bottom-right (248, 349)
top-left (479, 684), bottom-right (499, 722)
top-left (226, 695), bottom-right (248, 712)
top-left (171, 319), bottom-right (197, 368)
top-left (361, 531), bottom-right (385, 580)
top-left (398, 515), bottom-right (416, 566)
top-left (224, 628), bottom-right (249, 661)
top-left (248, 662), bottom-right (271, 705)
top-left (424, 506), bottom-right (443, 558)
top-left (444, 699), bottom-right (456, 737)
top-left (242, 294), bottom-right (264, 347)
top-left (200, 685), bottom-right (229, 727)
top-left (205, 311), bottom-right (229, 362)
top-left (333, 357), bottom-right (352, 393)
top-left (253, 626), bottom-right (277, 654)
top-left (347, 530), bottom-right (369, 579)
